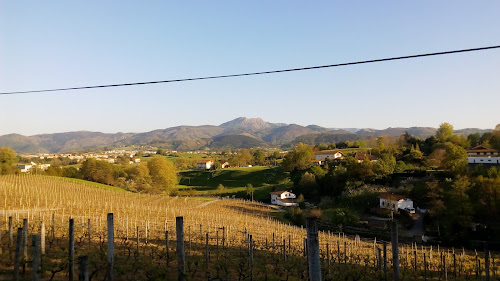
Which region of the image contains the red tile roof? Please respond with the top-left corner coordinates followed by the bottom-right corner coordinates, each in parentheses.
top-left (315, 150), bottom-right (342, 155)
top-left (354, 151), bottom-right (378, 161)
top-left (378, 193), bottom-right (406, 201)
top-left (466, 145), bottom-right (498, 153)
top-left (197, 160), bottom-right (213, 164)
top-left (270, 190), bottom-right (288, 195)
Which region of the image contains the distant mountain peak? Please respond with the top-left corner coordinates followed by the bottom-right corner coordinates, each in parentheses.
top-left (220, 117), bottom-right (271, 131)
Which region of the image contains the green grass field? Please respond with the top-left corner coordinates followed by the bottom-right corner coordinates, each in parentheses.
top-left (177, 166), bottom-right (288, 200)
top-left (179, 166), bottom-right (286, 188)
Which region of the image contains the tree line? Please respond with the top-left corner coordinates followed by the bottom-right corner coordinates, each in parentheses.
top-left (280, 123), bottom-right (500, 246)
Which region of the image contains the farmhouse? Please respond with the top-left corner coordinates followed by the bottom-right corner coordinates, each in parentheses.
top-left (354, 151), bottom-right (378, 163)
top-left (314, 150), bottom-right (344, 161)
top-left (270, 190), bottom-right (299, 207)
top-left (17, 163), bottom-right (51, 173)
top-left (466, 145), bottom-right (500, 165)
top-left (196, 160), bottom-right (214, 170)
top-left (378, 193), bottom-right (414, 212)
top-left (17, 164), bottom-right (32, 173)
top-left (312, 160), bottom-right (323, 166)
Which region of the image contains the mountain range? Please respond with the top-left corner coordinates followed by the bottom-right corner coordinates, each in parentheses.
top-left (0, 117), bottom-right (492, 153)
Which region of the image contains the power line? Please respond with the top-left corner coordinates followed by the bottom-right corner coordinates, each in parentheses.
top-left (1, 45), bottom-right (499, 95)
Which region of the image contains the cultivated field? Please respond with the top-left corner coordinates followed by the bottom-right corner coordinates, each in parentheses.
top-left (0, 175), bottom-right (497, 280)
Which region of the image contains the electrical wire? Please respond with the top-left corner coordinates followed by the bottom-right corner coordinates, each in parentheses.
top-left (1, 45), bottom-right (499, 95)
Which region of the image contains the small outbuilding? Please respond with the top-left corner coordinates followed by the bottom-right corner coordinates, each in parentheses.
top-left (270, 190), bottom-right (299, 207)
top-left (196, 160), bottom-right (214, 170)
top-left (378, 193), bottom-right (414, 213)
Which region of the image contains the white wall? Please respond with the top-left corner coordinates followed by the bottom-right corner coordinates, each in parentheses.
top-left (468, 157), bottom-right (500, 164)
top-left (397, 199), bottom-right (414, 210)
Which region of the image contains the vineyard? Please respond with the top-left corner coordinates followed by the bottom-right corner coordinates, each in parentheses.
top-left (0, 175), bottom-right (498, 280)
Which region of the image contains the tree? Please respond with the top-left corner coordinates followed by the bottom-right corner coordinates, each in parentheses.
top-left (425, 180), bottom-right (446, 236)
top-left (490, 129), bottom-right (500, 151)
top-left (269, 151), bottom-right (281, 166)
top-left (212, 162), bottom-right (222, 170)
top-left (447, 175), bottom-right (473, 227)
top-left (80, 158), bottom-right (117, 185)
top-left (282, 143), bottom-right (314, 172)
top-left (157, 148), bottom-right (165, 155)
top-left (373, 152), bottom-right (396, 178)
top-left (309, 165), bottom-right (326, 178)
top-left (231, 149), bottom-right (254, 167)
top-left (0, 147), bottom-right (16, 164)
top-left (147, 156), bottom-right (178, 193)
top-left (425, 148), bottom-right (446, 168)
top-left (442, 142), bottom-right (468, 174)
top-left (297, 172), bottom-right (319, 198)
top-left (409, 145), bottom-right (423, 160)
top-left (126, 162), bottom-right (151, 184)
top-left (0, 147), bottom-right (17, 174)
top-left (436, 122), bottom-right (454, 142)
top-left (246, 184), bottom-right (254, 201)
top-left (252, 150), bottom-right (266, 166)
top-left (376, 137), bottom-right (385, 149)
top-left (217, 184), bottom-right (225, 191)
top-left (467, 133), bottom-right (481, 147)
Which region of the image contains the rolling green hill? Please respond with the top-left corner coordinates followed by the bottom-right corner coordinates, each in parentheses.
top-left (179, 166), bottom-right (286, 189)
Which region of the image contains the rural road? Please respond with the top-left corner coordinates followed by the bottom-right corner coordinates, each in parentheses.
top-left (194, 199), bottom-right (219, 208)
top-left (404, 214), bottom-right (424, 238)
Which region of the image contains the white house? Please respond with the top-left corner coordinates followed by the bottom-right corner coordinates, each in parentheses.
top-left (17, 164), bottom-right (32, 173)
top-left (270, 190), bottom-right (299, 207)
top-left (196, 160), bottom-right (214, 170)
top-left (220, 161), bottom-right (230, 169)
top-left (378, 193), bottom-right (414, 212)
top-left (466, 145), bottom-right (500, 165)
top-left (314, 150), bottom-right (344, 161)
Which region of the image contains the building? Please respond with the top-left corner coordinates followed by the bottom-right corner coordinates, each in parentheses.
top-left (312, 160), bottom-right (323, 166)
top-left (196, 160), bottom-right (214, 170)
top-left (466, 145), bottom-right (500, 165)
top-left (354, 151), bottom-right (378, 163)
top-left (378, 193), bottom-right (414, 212)
top-left (17, 164), bottom-right (32, 173)
top-left (314, 150), bottom-right (344, 161)
top-left (270, 190), bottom-right (299, 207)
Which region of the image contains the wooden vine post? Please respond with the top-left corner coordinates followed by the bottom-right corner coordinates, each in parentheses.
top-left (107, 213), bottom-right (114, 281)
top-left (32, 234), bottom-right (40, 281)
top-left (78, 255), bottom-right (89, 281)
top-left (383, 241), bottom-right (388, 280)
top-left (390, 220), bottom-right (400, 281)
top-left (176, 216), bottom-right (186, 281)
top-left (14, 228), bottom-right (22, 281)
top-left (306, 217), bottom-right (322, 281)
top-left (69, 218), bottom-right (75, 281)
top-left (9, 216), bottom-right (13, 247)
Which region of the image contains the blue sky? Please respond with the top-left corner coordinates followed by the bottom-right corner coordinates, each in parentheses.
top-left (1, 1), bottom-right (499, 136)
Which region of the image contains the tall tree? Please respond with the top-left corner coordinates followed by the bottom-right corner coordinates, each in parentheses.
top-left (147, 156), bottom-right (178, 193)
top-left (442, 142), bottom-right (468, 174)
top-left (0, 147), bottom-right (17, 174)
top-left (282, 143), bottom-right (314, 172)
top-left (436, 122), bottom-right (454, 142)
top-left (252, 150), bottom-right (266, 165)
top-left (0, 147), bottom-right (16, 164)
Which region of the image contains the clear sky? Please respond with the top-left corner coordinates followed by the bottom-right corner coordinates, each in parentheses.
top-left (1, 1), bottom-right (499, 136)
